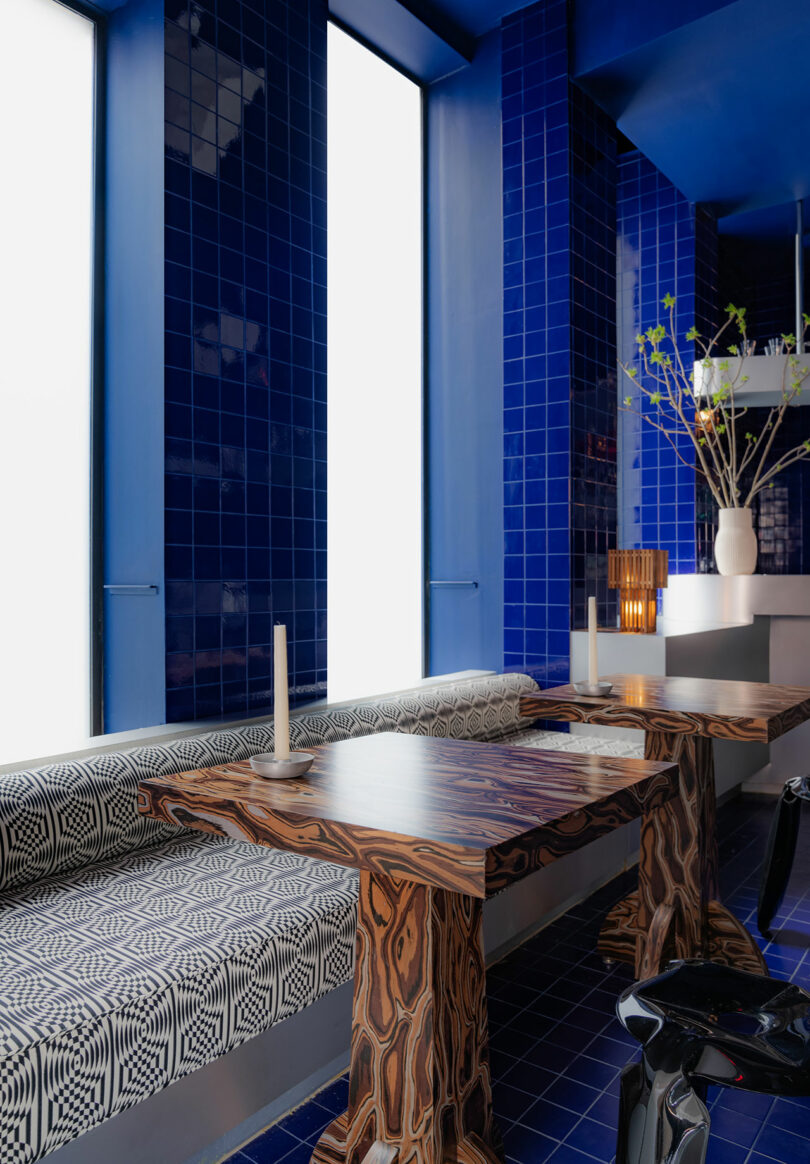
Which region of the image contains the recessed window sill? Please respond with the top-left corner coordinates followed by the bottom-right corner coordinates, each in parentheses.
top-left (0, 669), bottom-right (494, 775)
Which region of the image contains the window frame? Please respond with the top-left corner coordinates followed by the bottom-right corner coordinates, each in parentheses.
top-left (57, 0), bottom-right (107, 736)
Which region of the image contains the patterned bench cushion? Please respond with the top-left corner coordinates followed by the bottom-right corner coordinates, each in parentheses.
top-left (0, 672), bottom-right (538, 895)
top-left (503, 727), bottom-right (644, 759)
top-left (0, 833), bottom-right (358, 1164)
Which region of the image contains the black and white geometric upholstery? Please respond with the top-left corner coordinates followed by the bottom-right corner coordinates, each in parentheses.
top-left (503, 726), bottom-right (644, 759)
top-left (0, 673), bottom-right (551, 1161)
top-left (0, 672), bottom-right (539, 895)
top-left (0, 833), bottom-right (357, 1163)
top-left (0, 671), bottom-right (640, 1162)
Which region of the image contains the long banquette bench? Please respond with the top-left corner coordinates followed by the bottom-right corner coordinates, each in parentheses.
top-left (0, 673), bottom-right (642, 1164)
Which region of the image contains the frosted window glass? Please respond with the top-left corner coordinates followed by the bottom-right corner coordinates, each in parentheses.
top-left (0, 0), bottom-right (95, 763)
top-left (327, 24), bottom-right (423, 703)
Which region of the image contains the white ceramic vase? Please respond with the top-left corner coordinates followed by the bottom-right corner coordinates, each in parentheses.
top-left (714, 507), bottom-right (758, 576)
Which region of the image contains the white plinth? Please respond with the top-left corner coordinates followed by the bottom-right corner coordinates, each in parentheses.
top-left (664, 575), bottom-right (810, 793)
top-left (694, 354), bottom-right (810, 407)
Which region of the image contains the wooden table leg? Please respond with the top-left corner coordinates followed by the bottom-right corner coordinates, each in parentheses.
top-left (311, 871), bottom-right (503, 1164)
top-left (598, 731), bottom-right (767, 978)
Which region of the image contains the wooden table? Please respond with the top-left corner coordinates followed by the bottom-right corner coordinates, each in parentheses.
top-left (520, 674), bottom-right (810, 979)
top-left (138, 732), bottom-right (679, 1164)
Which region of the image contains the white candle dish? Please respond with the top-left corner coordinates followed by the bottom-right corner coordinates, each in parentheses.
top-left (249, 752), bottom-right (315, 779)
top-left (573, 681), bottom-right (614, 698)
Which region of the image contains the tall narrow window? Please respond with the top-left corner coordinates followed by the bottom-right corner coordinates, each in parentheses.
top-left (327, 24), bottom-right (423, 703)
top-left (0, 0), bottom-right (97, 763)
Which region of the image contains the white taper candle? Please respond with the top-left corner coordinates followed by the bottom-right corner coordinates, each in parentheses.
top-left (587, 596), bottom-right (598, 685)
top-left (273, 624), bottom-right (291, 758)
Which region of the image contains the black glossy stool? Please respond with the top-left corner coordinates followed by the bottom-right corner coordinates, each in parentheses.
top-left (616, 960), bottom-right (810, 1164)
top-left (758, 775), bottom-right (810, 936)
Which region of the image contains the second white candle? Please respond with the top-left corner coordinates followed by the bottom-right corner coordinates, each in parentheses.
top-left (273, 623), bottom-right (291, 758)
top-left (587, 596), bottom-right (598, 685)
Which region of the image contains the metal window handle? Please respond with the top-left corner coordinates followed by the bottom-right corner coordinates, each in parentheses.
top-left (104, 585), bottom-right (159, 596)
top-left (427, 580), bottom-right (479, 589)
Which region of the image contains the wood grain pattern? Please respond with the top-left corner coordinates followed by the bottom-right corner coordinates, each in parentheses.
top-left (453, 1134), bottom-right (503, 1164)
top-left (362, 1144), bottom-right (398, 1164)
top-left (706, 900), bottom-right (768, 974)
top-left (137, 733), bottom-right (683, 1164)
top-left (485, 769), bottom-right (675, 894)
top-left (520, 674), bottom-right (810, 742)
top-left (638, 903), bottom-right (677, 981)
top-left (519, 676), bottom-right (806, 976)
top-left (138, 733), bottom-right (679, 899)
top-left (310, 871), bottom-right (498, 1164)
top-left (596, 729), bottom-right (763, 977)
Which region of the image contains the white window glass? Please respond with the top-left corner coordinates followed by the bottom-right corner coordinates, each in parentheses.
top-left (0, 0), bottom-right (95, 764)
top-left (327, 24), bottom-right (423, 703)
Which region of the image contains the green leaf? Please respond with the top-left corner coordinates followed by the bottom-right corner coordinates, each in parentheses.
top-left (650, 391), bottom-right (662, 404)
top-left (745, 432), bottom-right (754, 441)
top-left (716, 423), bottom-right (727, 434)
top-left (728, 344), bottom-right (739, 355)
top-left (699, 437), bottom-right (707, 446)
top-left (627, 367), bottom-right (638, 378)
top-left (686, 326), bottom-right (699, 342)
top-left (662, 292), bottom-right (675, 308)
top-left (624, 396), bottom-right (633, 406)
top-left (650, 351), bottom-right (664, 365)
top-left (636, 333), bottom-right (646, 347)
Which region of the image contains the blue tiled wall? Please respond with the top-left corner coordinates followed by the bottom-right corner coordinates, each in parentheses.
top-left (502, 1), bottom-right (617, 685)
top-left (163, 0), bottom-right (327, 722)
top-left (616, 151), bottom-right (717, 574)
top-left (569, 86), bottom-right (618, 630)
top-left (502, 0), bottom-right (571, 687)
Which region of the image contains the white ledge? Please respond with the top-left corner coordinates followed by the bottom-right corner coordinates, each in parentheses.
top-left (0, 669), bottom-right (495, 776)
top-left (694, 354), bottom-right (810, 406)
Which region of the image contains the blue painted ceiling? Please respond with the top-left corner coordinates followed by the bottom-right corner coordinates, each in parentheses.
top-left (424, 0), bottom-right (524, 36)
top-left (424, 0), bottom-right (810, 235)
top-left (575, 0), bottom-right (810, 226)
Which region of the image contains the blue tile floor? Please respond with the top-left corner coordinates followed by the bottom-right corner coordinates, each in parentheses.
top-left (224, 798), bottom-right (810, 1164)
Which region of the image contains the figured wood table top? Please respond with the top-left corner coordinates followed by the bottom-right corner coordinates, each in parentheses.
top-left (138, 732), bottom-right (678, 898)
top-left (520, 673), bottom-right (810, 742)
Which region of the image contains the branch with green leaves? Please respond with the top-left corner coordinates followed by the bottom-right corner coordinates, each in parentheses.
top-left (620, 296), bottom-right (810, 509)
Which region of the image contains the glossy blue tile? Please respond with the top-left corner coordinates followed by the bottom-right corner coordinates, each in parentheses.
top-left (164, 0), bottom-right (326, 723)
top-left (753, 1122), bottom-right (810, 1163)
top-left (502, 4), bottom-right (619, 682)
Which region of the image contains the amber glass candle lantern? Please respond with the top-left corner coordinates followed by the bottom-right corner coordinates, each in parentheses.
top-left (608, 549), bottom-right (669, 633)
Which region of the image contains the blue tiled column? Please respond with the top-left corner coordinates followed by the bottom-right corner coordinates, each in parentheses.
top-left (617, 151), bottom-right (717, 574)
top-left (163, 0), bottom-right (327, 722)
top-left (502, 2), bottom-right (617, 686)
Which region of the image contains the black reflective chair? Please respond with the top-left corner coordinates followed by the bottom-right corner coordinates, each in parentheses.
top-left (758, 775), bottom-right (810, 936)
top-left (616, 960), bottom-right (810, 1164)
